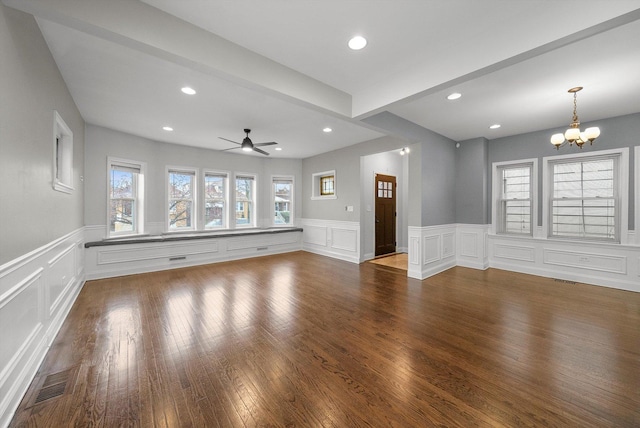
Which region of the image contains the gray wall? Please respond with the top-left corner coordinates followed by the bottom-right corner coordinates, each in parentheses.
top-left (0, 5), bottom-right (85, 264)
top-left (85, 125), bottom-right (302, 232)
top-left (455, 137), bottom-right (489, 224)
top-left (301, 135), bottom-right (409, 222)
top-left (487, 113), bottom-right (639, 230)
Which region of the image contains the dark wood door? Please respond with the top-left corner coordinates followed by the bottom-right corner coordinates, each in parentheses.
top-left (375, 174), bottom-right (396, 256)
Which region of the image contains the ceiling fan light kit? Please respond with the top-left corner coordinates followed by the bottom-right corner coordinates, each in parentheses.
top-left (550, 87), bottom-right (600, 150)
top-left (219, 129), bottom-right (277, 156)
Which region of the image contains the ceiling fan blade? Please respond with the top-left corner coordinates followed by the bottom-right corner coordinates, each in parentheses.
top-left (218, 137), bottom-right (241, 145)
top-left (253, 147), bottom-right (270, 156)
top-left (220, 146), bottom-right (241, 152)
top-left (254, 142), bottom-right (277, 147)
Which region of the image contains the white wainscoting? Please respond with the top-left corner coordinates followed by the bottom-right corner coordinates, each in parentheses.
top-left (300, 219), bottom-right (360, 264)
top-left (407, 225), bottom-right (458, 280)
top-left (0, 228), bottom-right (85, 428)
top-left (456, 224), bottom-right (490, 270)
top-left (488, 233), bottom-right (640, 293)
top-left (85, 229), bottom-right (303, 280)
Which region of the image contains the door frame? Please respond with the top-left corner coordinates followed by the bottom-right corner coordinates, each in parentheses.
top-left (374, 172), bottom-right (397, 257)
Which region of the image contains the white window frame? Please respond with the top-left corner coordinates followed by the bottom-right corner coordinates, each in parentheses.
top-left (203, 170), bottom-right (229, 230)
top-left (635, 146), bottom-right (640, 246)
top-left (311, 170), bottom-right (337, 200)
top-left (272, 175), bottom-right (294, 227)
top-left (234, 173), bottom-right (257, 228)
top-left (107, 157), bottom-right (146, 237)
top-left (52, 110), bottom-right (74, 193)
top-left (166, 166), bottom-right (198, 232)
top-left (491, 158), bottom-right (538, 236)
top-left (542, 148), bottom-right (629, 244)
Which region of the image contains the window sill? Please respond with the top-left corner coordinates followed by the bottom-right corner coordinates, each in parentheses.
top-left (85, 227), bottom-right (302, 248)
top-left (311, 195), bottom-right (337, 200)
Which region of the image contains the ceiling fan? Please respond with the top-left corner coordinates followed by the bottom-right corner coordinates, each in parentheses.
top-left (218, 128), bottom-right (277, 156)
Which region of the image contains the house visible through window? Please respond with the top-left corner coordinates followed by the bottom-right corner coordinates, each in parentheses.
top-left (168, 169), bottom-right (196, 230)
top-left (273, 176), bottom-right (293, 225)
top-left (204, 172), bottom-right (227, 229)
top-left (108, 158), bottom-right (145, 236)
top-left (235, 175), bottom-right (255, 227)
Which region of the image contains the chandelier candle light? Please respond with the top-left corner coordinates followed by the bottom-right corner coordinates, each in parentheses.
top-left (550, 87), bottom-right (600, 149)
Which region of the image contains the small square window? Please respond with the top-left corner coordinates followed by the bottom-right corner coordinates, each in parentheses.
top-left (311, 170), bottom-right (337, 200)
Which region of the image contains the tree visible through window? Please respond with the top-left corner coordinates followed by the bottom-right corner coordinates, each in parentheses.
top-left (108, 158), bottom-right (144, 236)
top-left (168, 170), bottom-right (195, 230)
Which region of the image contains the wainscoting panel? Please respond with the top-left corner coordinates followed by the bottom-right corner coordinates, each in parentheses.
top-left (493, 243), bottom-right (536, 263)
top-left (301, 219), bottom-right (360, 264)
top-left (0, 228), bottom-right (84, 428)
top-left (456, 225), bottom-right (490, 270)
top-left (543, 249), bottom-right (626, 275)
top-left (488, 234), bottom-right (640, 293)
top-left (408, 225), bottom-right (457, 280)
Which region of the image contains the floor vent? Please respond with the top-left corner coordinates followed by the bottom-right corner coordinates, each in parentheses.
top-left (31, 367), bottom-right (74, 405)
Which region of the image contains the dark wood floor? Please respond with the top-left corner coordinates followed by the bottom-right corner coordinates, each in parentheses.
top-left (10, 251), bottom-right (640, 427)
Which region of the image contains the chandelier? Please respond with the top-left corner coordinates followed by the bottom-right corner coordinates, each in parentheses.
top-left (550, 87), bottom-right (600, 149)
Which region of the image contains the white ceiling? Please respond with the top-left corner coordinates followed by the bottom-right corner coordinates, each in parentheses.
top-left (6, 0), bottom-right (640, 157)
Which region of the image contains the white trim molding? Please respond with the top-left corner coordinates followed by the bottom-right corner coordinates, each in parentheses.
top-left (300, 218), bottom-right (359, 264)
top-left (0, 228), bottom-right (85, 428)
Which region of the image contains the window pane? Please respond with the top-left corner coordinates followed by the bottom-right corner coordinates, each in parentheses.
top-left (274, 179), bottom-right (292, 224)
top-left (498, 164), bottom-right (532, 235)
top-left (320, 175), bottom-right (334, 195)
top-left (110, 199), bottom-right (134, 233)
top-left (205, 201), bottom-right (225, 228)
top-left (236, 176), bottom-right (254, 226)
top-left (503, 200), bottom-right (531, 234)
top-left (169, 200), bottom-right (193, 229)
top-left (205, 174), bottom-right (225, 199)
top-left (551, 157), bottom-right (617, 241)
top-left (110, 169), bottom-right (134, 199)
top-left (169, 172), bottom-right (194, 198)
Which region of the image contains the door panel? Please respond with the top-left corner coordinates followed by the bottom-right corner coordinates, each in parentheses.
top-left (375, 174), bottom-right (396, 256)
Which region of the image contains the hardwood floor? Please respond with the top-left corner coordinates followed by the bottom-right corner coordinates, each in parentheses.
top-left (368, 253), bottom-right (408, 270)
top-left (9, 251), bottom-right (640, 427)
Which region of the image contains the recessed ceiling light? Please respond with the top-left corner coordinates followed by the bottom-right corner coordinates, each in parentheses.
top-left (447, 92), bottom-right (462, 100)
top-left (323, 127), bottom-right (332, 133)
top-left (181, 87), bottom-right (196, 95)
top-left (275, 147), bottom-right (282, 151)
top-left (162, 126), bottom-right (174, 131)
top-left (348, 36), bottom-right (367, 50)
top-left (489, 124), bottom-right (501, 129)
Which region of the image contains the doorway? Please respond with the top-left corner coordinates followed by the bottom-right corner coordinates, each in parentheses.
top-left (375, 173), bottom-right (396, 256)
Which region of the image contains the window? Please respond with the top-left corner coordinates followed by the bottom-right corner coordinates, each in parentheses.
top-left (311, 170), bottom-right (337, 200)
top-left (235, 174), bottom-right (256, 227)
top-left (273, 176), bottom-right (294, 225)
top-left (204, 172), bottom-right (228, 229)
top-left (543, 148), bottom-right (628, 243)
top-left (108, 158), bottom-right (145, 236)
top-left (168, 168), bottom-right (196, 231)
top-left (53, 111), bottom-right (73, 193)
top-left (492, 159), bottom-right (537, 236)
